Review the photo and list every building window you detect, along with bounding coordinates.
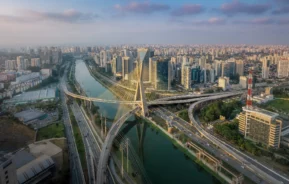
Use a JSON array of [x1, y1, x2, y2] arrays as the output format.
[[5, 171, 8, 175], [5, 175, 8, 179]]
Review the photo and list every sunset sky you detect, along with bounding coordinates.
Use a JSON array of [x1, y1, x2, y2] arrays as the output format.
[[1, 0, 289, 47]]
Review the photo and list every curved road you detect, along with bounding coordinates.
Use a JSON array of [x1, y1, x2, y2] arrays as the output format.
[[189, 97, 289, 184], [96, 107, 140, 184]]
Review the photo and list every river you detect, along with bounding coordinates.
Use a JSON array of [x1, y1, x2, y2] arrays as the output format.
[[74, 60, 220, 184]]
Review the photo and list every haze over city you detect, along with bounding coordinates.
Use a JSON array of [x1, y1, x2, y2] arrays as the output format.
[[1, 1, 289, 184], [1, 0, 289, 47]]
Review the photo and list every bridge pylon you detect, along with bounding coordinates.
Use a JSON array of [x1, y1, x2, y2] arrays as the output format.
[[134, 61, 149, 116]]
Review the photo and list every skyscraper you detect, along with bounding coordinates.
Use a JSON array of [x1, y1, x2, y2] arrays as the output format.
[[122, 57, 133, 81], [181, 65, 191, 89], [5, 60, 17, 70], [199, 56, 206, 69], [236, 60, 244, 76], [100, 50, 107, 68], [16, 56, 25, 70], [277, 59, 289, 78], [222, 59, 235, 77], [214, 60, 223, 77], [191, 67, 201, 84], [150, 57, 171, 90], [262, 58, 270, 79], [31, 58, 41, 67], [137, 48, 150, 82]]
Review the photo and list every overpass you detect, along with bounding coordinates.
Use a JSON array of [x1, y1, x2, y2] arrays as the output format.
[[188, 96, 289, 184], [62, 83, 141, 105], [63, 81, 243, 106], [96, 107, 141, 184], [155, 91, 244, 101]]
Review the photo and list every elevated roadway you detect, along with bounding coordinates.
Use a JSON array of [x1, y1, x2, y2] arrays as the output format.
[[189, 96, 289, 184], [96, 107, 141, 184]]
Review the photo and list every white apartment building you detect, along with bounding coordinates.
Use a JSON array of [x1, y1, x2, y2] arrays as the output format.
[[277, 59, 289, 78]]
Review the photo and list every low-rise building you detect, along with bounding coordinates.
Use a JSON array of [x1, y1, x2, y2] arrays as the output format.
[[40, 69, 52, 80], [14, 109, 47, 124], [0, 140, 62, 184], [252, 93, 274, 104], [4, 88, 57, 106]]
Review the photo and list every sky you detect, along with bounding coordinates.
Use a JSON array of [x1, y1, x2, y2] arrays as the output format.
[[1, 0, 289, 47]]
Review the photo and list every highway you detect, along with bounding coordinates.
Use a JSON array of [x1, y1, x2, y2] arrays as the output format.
[[188, 98, 289, 184], [60, 88, 86, 184], [154, 107, 264, 184], [96, 107, 140, 184], [71, 102, 100, 184]]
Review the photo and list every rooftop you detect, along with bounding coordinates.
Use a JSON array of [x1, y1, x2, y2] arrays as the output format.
[[14, 109, 46, 123], [17, 154, 54, 184], [243, 106, 279, 119], [4, 88, 56, 104], [28, 141, 62, 158]]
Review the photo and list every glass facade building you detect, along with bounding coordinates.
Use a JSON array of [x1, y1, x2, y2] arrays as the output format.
[[137, 48, 150, 82]]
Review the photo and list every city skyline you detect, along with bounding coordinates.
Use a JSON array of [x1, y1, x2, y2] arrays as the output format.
[[1, 0, 289, 47]]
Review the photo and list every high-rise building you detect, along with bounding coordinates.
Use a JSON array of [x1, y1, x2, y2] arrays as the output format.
[[122, 57, 133, 81], [5, 60, 17, 70], [191, 67, 201, 84], [277, 59, 289, 78], [237, 108, 282, 148], [16, 56, 26, 70], [210, 69, 215, 83], [238, 69, 282, 148], [239, 76, 248, 89], [214, 60, 223, 77], [137, 48, 150, 82], [262, 58, 270, 79], [218, 77, 229, 91], [100, 50, 107, 68], [150, 57, 171, 90], [31, 58, 41, 67], [116, 56, 122, 73], [222, 59, 235, 77], [236, 60, 244, 76], [181, 65, 191, 89], [199, 56, 206, 69]]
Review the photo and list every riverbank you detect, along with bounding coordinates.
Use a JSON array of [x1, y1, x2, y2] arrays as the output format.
[[145, 117, 230, 184], [82, 59, 231, 184]]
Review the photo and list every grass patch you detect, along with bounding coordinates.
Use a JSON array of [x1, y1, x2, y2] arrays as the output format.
[[177, 109, 190, 122], [36, 123, 65, 141], [263, 99, 289, 114], [69, 107, 88, 182]]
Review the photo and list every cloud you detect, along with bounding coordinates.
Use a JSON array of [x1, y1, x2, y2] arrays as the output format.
[[114, 2, 170, 14], [171, 4, 204, 16], [170, 17, 226, 26], [278, 18, 289, 25], [272, 6, 289, 14], [219, 0, 271, 16], [233, 18, 275, 25], [0, 9, 98, 23], [274, 0, 289, 4], [194, 17, 226, 25]]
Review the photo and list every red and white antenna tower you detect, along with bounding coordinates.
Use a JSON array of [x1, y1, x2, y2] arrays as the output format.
[[246, 68, 253, 109]]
